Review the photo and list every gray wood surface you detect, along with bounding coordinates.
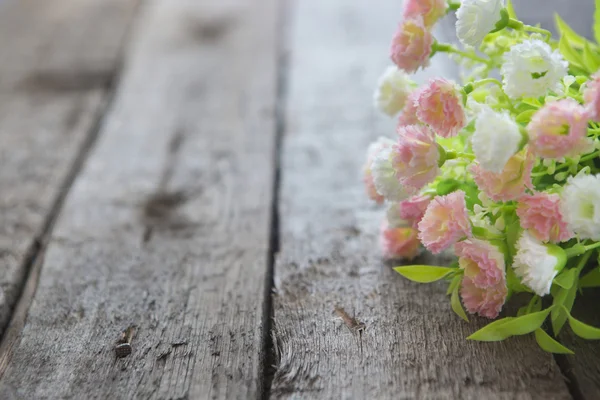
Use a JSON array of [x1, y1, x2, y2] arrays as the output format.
[[0, 0, 138, 337], [0, 0, 279, 398], [270, 0, 573, 398]]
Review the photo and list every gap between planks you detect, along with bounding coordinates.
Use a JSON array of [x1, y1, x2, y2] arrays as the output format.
[[259, 0, 293, 397], [0, 1, 142, 377]]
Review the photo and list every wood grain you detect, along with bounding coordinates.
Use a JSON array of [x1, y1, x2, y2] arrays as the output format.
[[0, 0, 279, 398], [0, 0, 138, 337], [271, 0, 572, 398]]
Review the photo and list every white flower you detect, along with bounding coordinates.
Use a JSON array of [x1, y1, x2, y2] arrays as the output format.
[[370, 147, 410, 201], [373, 66, 416, 116], [456, 0, 504, 47], [513, 231, 566, 296], [501, 39, 568, 99], [561, 174, 600, 240], [471, 106, 521, 172]]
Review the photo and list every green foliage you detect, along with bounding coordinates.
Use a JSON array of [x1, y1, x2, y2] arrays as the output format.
[[394, 265, 455, 283], [551, 282, 579, 335], [555, 14, 587, 48], [553, 268, 578, 290], [595, 0, 600, 45], [580, 267, 600, 288], [467, 307, 554, 341], [534, 329, 574, 354], [564, 306, 600, 339], [451, 285, 469, 322]]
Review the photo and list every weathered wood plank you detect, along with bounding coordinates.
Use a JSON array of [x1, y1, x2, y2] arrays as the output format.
[[271, 1, 572, 398], [0, 0, 279, 399], [0, 0, 138, 337]]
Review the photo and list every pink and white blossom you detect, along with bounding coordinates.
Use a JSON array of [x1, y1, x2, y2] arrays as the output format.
[[380, 222, 420, 260], [390, 17, 433, 74], [403, 0, 447, 28], [455, 238, 505, 288], [471, 149, 534, 202], [399, 194, 432, 229], [516, 192, 573, 243], [418, 191, 472, 254], [527, 99, 592, 159], [392, 124, 440, 191], [460, 277, 507, 319], [584, 72, 600, 120], [416, 78, 467, 138]]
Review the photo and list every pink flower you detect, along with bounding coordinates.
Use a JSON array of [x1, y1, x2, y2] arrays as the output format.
[[392, 124, 440, 191], [471, 149, 534, 202], [516, 193, 573, 243], [363, 138, 394, 204], [380, 222, 420, 260], [390, 17, 433, 74], [418, 191, 471, 254], [398, 195, 431, 229], [527, 99, 592, 159], [416, 78, 466, 138], [584, 72, 600, 121], [455, 238, 505, 288], [397, 90, 422, 126], [460, 277, 507, 319], [403, 0, 447, 28]]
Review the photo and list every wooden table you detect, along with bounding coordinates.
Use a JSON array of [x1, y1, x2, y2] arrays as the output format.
[[0, 0, 598, 398]]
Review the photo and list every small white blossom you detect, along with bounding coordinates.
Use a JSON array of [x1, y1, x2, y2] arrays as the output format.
[[370, 147, 410, 201], [471, 107, 521, 172], [561, 174, 600, 240], [513, 232, 566, 296], [501, 39, 568, 99], [373, 66, 416, 116], [456, 0, 504, 47]]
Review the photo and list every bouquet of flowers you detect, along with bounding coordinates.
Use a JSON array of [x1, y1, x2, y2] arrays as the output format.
[[364, 0, 600, 352]]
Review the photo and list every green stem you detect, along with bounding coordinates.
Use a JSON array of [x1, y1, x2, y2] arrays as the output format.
[[522, 24, 553, 39], [447, 1, 460, 12], [433, 43, 492, 66], [565, 243, 600, 259], [535, 150, 600, 176]]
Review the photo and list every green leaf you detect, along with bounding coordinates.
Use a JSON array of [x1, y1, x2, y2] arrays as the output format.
[[565, 307, 600, 339], [436, 179, 460, 196], [451, 285, 469, 322], [446, 274, 462, 295], [580, 267, 600, 288], [515, 109, 536, 124], [552, 282, 578, 334], [468, 307, 554, 342], [534, 328, 575, 354], [506, 0, 517, 19], [554, 268, 578, 290], [505, 218, 522, 258], [583, 41, 600, 72], [595, 0, 600, 45], [555, 14, 587, 48], [394, 265, 455, 283], [559, 36, 585, 71]]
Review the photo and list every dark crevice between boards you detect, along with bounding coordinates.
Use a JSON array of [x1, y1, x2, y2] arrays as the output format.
[[259, 0, 292, 398], [541, 297, 585, 400], [0, 0, 145, 377]]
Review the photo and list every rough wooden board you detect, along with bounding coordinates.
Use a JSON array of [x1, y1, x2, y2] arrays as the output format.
[[0, 0, 138, 336], [271, 0, 572, 398], [0, 0, 279, 399]]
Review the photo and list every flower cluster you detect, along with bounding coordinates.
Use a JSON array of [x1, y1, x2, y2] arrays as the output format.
[[364, 0, 600, 351]]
